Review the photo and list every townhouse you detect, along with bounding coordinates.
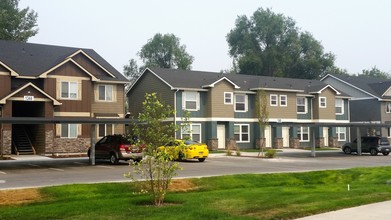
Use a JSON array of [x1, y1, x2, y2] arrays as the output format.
[[0, 40, 128, 155], [127, 67, 350, 150], [321, 74, 391, 138]]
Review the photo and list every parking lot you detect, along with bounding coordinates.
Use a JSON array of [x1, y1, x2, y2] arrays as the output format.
[[1, 149, 390, 190]]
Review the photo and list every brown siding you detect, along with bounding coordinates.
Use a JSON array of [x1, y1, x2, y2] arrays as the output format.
[[44, 78, 56, 98], [128, 71, 174, 116], [14, 86, 47, 99], [208, 81, 234, 117], [57, 81, 91, 113], [267, 91, 297, 119], [72, 53, 110, 78], [92, 84, 124, 115], [0, 75, 11, 98], [50, 62, 90, 77]]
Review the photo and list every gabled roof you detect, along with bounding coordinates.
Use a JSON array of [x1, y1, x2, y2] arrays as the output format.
[[131, 67, 347, 97], [0, 82, 61, 105], [0, 40, 127, 83]]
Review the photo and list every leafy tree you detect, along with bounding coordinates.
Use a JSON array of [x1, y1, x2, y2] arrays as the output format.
[[360, 66, 390, 79], [255, 89, 269, 157], [138, 33, 194, 70], [123, 58, 142, 83], [226, 8, 335, 79], [125, 93, 182, 206], [0, 0, 38, 42]]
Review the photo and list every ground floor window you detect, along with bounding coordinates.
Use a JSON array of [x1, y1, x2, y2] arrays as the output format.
[[181, 123, 201, 142], [98, 124, 114, 137], [61, 124, 78, 138], [297, 127, 309, 142], [234, 124, 250, 142], [336, 127, 346, 141]]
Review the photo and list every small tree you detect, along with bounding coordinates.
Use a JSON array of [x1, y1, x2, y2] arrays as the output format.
[[125, 93, 182, 206], [255, 89, 269, 157]]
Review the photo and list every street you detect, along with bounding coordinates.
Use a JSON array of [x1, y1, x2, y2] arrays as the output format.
[[0, 149, 390, 190]]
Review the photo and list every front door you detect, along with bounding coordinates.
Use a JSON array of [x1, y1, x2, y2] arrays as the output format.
[[217, 125, 226, 149], [323, 127, 329, 147], [282, 127, 289, 147]]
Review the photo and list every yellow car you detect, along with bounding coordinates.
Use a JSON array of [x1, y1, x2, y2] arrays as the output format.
[[161, 140, 209, 162]]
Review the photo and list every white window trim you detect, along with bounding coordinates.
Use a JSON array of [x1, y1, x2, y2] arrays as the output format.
[[61, 81, 78, 100], [182, 91, 200, 111], [98, 85, 114, 102], [296, 97, 308, 114], [336, 127, 346, 141], [270, 94, 278, 106], [234, 124, 250, 143], [60, 124, 79, 138], [319, 97, 327, 108], [335, 99, 344, 115], [224, 92, 233, 105], [181, 123, 201, 142], [280, 95, 287, 107], [386, 103, 391, 113], [234, 94, 248, 112], [298, 127, 310, 142]]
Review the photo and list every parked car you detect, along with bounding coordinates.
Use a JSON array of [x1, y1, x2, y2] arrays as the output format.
[[342, 136, 391, 156], [88, 134, 145, 164], [160, 140, 209, 162]]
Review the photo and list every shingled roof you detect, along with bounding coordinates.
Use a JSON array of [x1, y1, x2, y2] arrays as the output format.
[[0, 40, 127, 82], [143, 67, 346, 96]]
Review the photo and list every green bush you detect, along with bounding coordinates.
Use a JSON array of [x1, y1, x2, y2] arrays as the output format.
[[265, 149, 277, 158]]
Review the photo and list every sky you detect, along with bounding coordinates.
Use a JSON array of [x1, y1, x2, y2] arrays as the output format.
[[19, 0, 391, 75]]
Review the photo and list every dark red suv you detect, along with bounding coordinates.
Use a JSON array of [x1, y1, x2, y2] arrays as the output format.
[[88, 134, 144, 164]]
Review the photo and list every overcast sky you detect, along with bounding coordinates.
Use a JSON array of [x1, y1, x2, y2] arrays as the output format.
[[19, 0, 391, 75]]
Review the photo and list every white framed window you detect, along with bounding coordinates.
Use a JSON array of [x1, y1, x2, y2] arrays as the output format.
[[224, 92, 233, 104], [234, 94, 247, 112], [181, 123, 201, 142], [61, 124, 78, 138], [280, 95, 287, 107], [297, 127, 309, 142], [386, 102, 391, 113], [98, 124, 114, 138], [183, 91, 200, 111], [98, 85, 113, 101], [319, 97, 327, 108], [336, 127, 346, 141], [335, 99, 344, 115], [270, 94, 278, 106], [234, 124, 250, 143], [61, 81, 78, 99], [297, 97, 307, 114]]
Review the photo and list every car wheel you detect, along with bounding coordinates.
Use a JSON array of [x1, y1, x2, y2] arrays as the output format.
[[343, 147, 352, 154], [370, 148, 378, 156], [198, 158, 206, 162], [110, 153, 119, 165], [383, 152, 390, 156]]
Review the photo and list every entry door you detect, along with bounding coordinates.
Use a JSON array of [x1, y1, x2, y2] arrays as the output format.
[[217, 125, 226, 149], [323, 127, 329, 147], [264, 126, 271, 148], [282, 127, 289, 147]]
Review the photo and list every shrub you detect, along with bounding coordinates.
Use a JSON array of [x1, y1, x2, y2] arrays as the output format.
[[265, 149, 277, 158]]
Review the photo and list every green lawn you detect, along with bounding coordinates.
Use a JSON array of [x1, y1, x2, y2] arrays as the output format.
[[2, 167, 391, 219]]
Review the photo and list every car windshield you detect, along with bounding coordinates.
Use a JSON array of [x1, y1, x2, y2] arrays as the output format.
[[380, 138, 390, 145], [184, 140, 198, 145]]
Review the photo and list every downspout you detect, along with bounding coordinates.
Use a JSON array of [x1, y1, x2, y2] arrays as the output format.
[[174, 89, 179, 139]]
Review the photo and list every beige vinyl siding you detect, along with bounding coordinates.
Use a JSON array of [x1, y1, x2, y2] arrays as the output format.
[[92, 84, 124, 115], [208, 80, 235, 118], [266, 91, 297, 119], [313, 88, 336, 119], [127, 71, 174, 116]]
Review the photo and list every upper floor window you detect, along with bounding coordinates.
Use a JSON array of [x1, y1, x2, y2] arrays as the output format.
[[297, 127, 309, 142], [386, 102, 391, 113], [61, 124, 78, 138], [98, 85, 113, 101], [270, 94, 278, 106], [224, 92, 233, 104], [335, 99, 344, 115], [297, 97, 307, 114], [183, 91, 199, 111], [61, 81, 78, 99], [234, 124, 250, 142], [319, 97, 327, 108], [181, 123, 201, 142], [280, 95, 287, 107], [235, 94, 247, 112]]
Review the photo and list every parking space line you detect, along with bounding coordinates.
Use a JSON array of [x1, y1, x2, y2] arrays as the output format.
[[49, 168, 65, 172], [0, 171, 6, 175], [95, 165, 115, 169], [73, 162, 86, 165], [0, 180, 5, 184]]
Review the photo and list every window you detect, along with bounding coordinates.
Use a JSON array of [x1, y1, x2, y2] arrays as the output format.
[[181, 124, 201, 142], [61, 124, 78, 138], [98, 124, 114, 137], [386, 102, 391, 113], [234, 94, 247, 112], [280, 95, 287, 106], [234, 124, 250, 142], [319, 97, 327, 108], [98, 85, 113, 101], [183, 91, 199, 111], [297, 127, 309, 142], [335, 99, 344, 114], [388, 128, 391, 137], [224, 92, 233, 104], [336, 127, 346, 141], [61, 82, 78, 99], [297, 97, 307, 113], [270, 94, 278, 106]]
